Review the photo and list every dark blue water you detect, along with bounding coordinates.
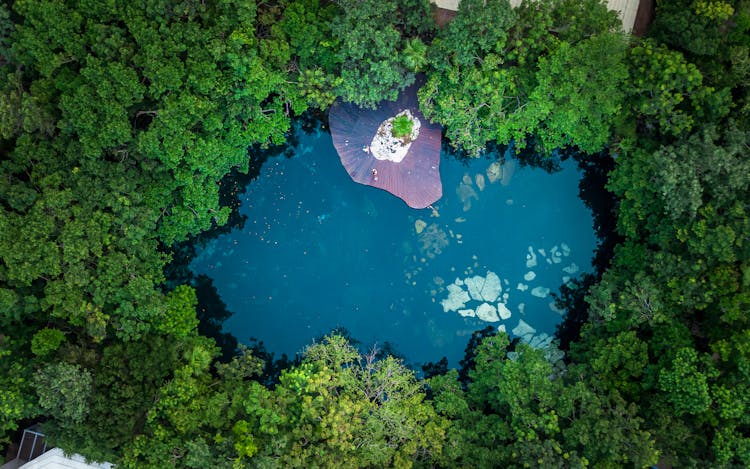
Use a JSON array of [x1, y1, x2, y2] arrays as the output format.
[[191, 125, 597, 366]]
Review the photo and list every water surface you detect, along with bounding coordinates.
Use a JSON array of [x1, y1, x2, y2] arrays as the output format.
[[191, 125, 597, 366]]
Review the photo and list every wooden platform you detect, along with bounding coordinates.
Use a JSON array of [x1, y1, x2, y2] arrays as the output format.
[[328, 78, 443, 209]]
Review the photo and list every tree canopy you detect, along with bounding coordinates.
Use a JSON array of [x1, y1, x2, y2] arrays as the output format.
[[1, 0, 750, 467]]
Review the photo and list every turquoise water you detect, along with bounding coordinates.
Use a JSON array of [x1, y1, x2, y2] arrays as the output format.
[[190, 125, 597, 366]]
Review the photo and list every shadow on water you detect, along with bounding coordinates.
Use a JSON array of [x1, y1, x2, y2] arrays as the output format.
[[552, 149, 623, 353]]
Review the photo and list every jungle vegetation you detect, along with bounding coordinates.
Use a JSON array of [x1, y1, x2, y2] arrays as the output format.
[[1, 0, 749, 467]]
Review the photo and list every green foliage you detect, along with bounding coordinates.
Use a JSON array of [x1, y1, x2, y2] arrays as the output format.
[[520, 32, 628, 154], [33, 362, 92, 425], [391, 114, 414, 138], [421, 0, 623, 155], [332, 0, 434, 108], [31, 328, 66, 357]]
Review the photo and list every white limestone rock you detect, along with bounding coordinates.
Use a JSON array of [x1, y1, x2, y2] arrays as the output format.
[[517, 282, 528, 292], [480, 271, 502, 302], [458, 309, 475, 318], [561, 243, 571, 256], [563, 263, 579, 274], [497, 302, 512, 320], [512, 319, 536, 337], [370, 110, 421, 163], [518, 303, 526, 315], [497, 324, 506, 333], [441, 284, 471, 312], [523, 271, 536, 281], [464, 275, 484, 301], [454, 278, 464, 286], [529, 333, 553, 349], [475, 302, 500, 322], [531, 286, 551, 298], [526, 246, 537, 268]]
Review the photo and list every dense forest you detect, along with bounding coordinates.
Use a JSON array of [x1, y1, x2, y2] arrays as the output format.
[[1, 0, 749, 466]]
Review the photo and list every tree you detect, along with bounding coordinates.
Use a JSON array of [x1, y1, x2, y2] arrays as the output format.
[[332, 0, 434, 108]]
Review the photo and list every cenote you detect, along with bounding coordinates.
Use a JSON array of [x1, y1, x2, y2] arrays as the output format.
[[190, 122, 599, 367]]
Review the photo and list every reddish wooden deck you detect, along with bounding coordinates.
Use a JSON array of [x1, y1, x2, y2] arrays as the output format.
[[328, 79, 443, 209]]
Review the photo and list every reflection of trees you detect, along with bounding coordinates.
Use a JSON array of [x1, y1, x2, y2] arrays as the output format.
[[193, 274, 238, 362]]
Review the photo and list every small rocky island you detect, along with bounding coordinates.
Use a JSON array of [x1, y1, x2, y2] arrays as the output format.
[[370, 109, 421, 163]]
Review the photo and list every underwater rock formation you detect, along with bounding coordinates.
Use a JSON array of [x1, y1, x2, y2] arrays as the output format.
[[475, 302, 499, 322], [497, 302, 512, 320], [414, 219, 427, 234], [440, 283, 471, 312], [512, 319, 536, 337], [418, 223, 449, 259], [456, 182, 479, 212], [475, 173, 486, 191], [531, 286, 551, 298], [486, 161, 502, 183]]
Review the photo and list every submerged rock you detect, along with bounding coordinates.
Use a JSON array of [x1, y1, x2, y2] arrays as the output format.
[[512, 319, 536, 337], [497, 302, 512, 320], [475, 173, 486, 191], [418, 223, 449, 259], [486, 161, 502, 183], [523, 271, 536, 281], [464, 275, 484, 301], [414, 219, 427, 234], [497, 324, 506, 333], [480, 271, 502, 302], [516, 282, 528, 292], [441, 284, 471, 312], [475, 302, 500, 322], [526, 246, 537, 268], [531, 286, 551, 298], [456, 183, 479, 211], [458, 309, 475, 318], [562, 263, 579, 274]]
